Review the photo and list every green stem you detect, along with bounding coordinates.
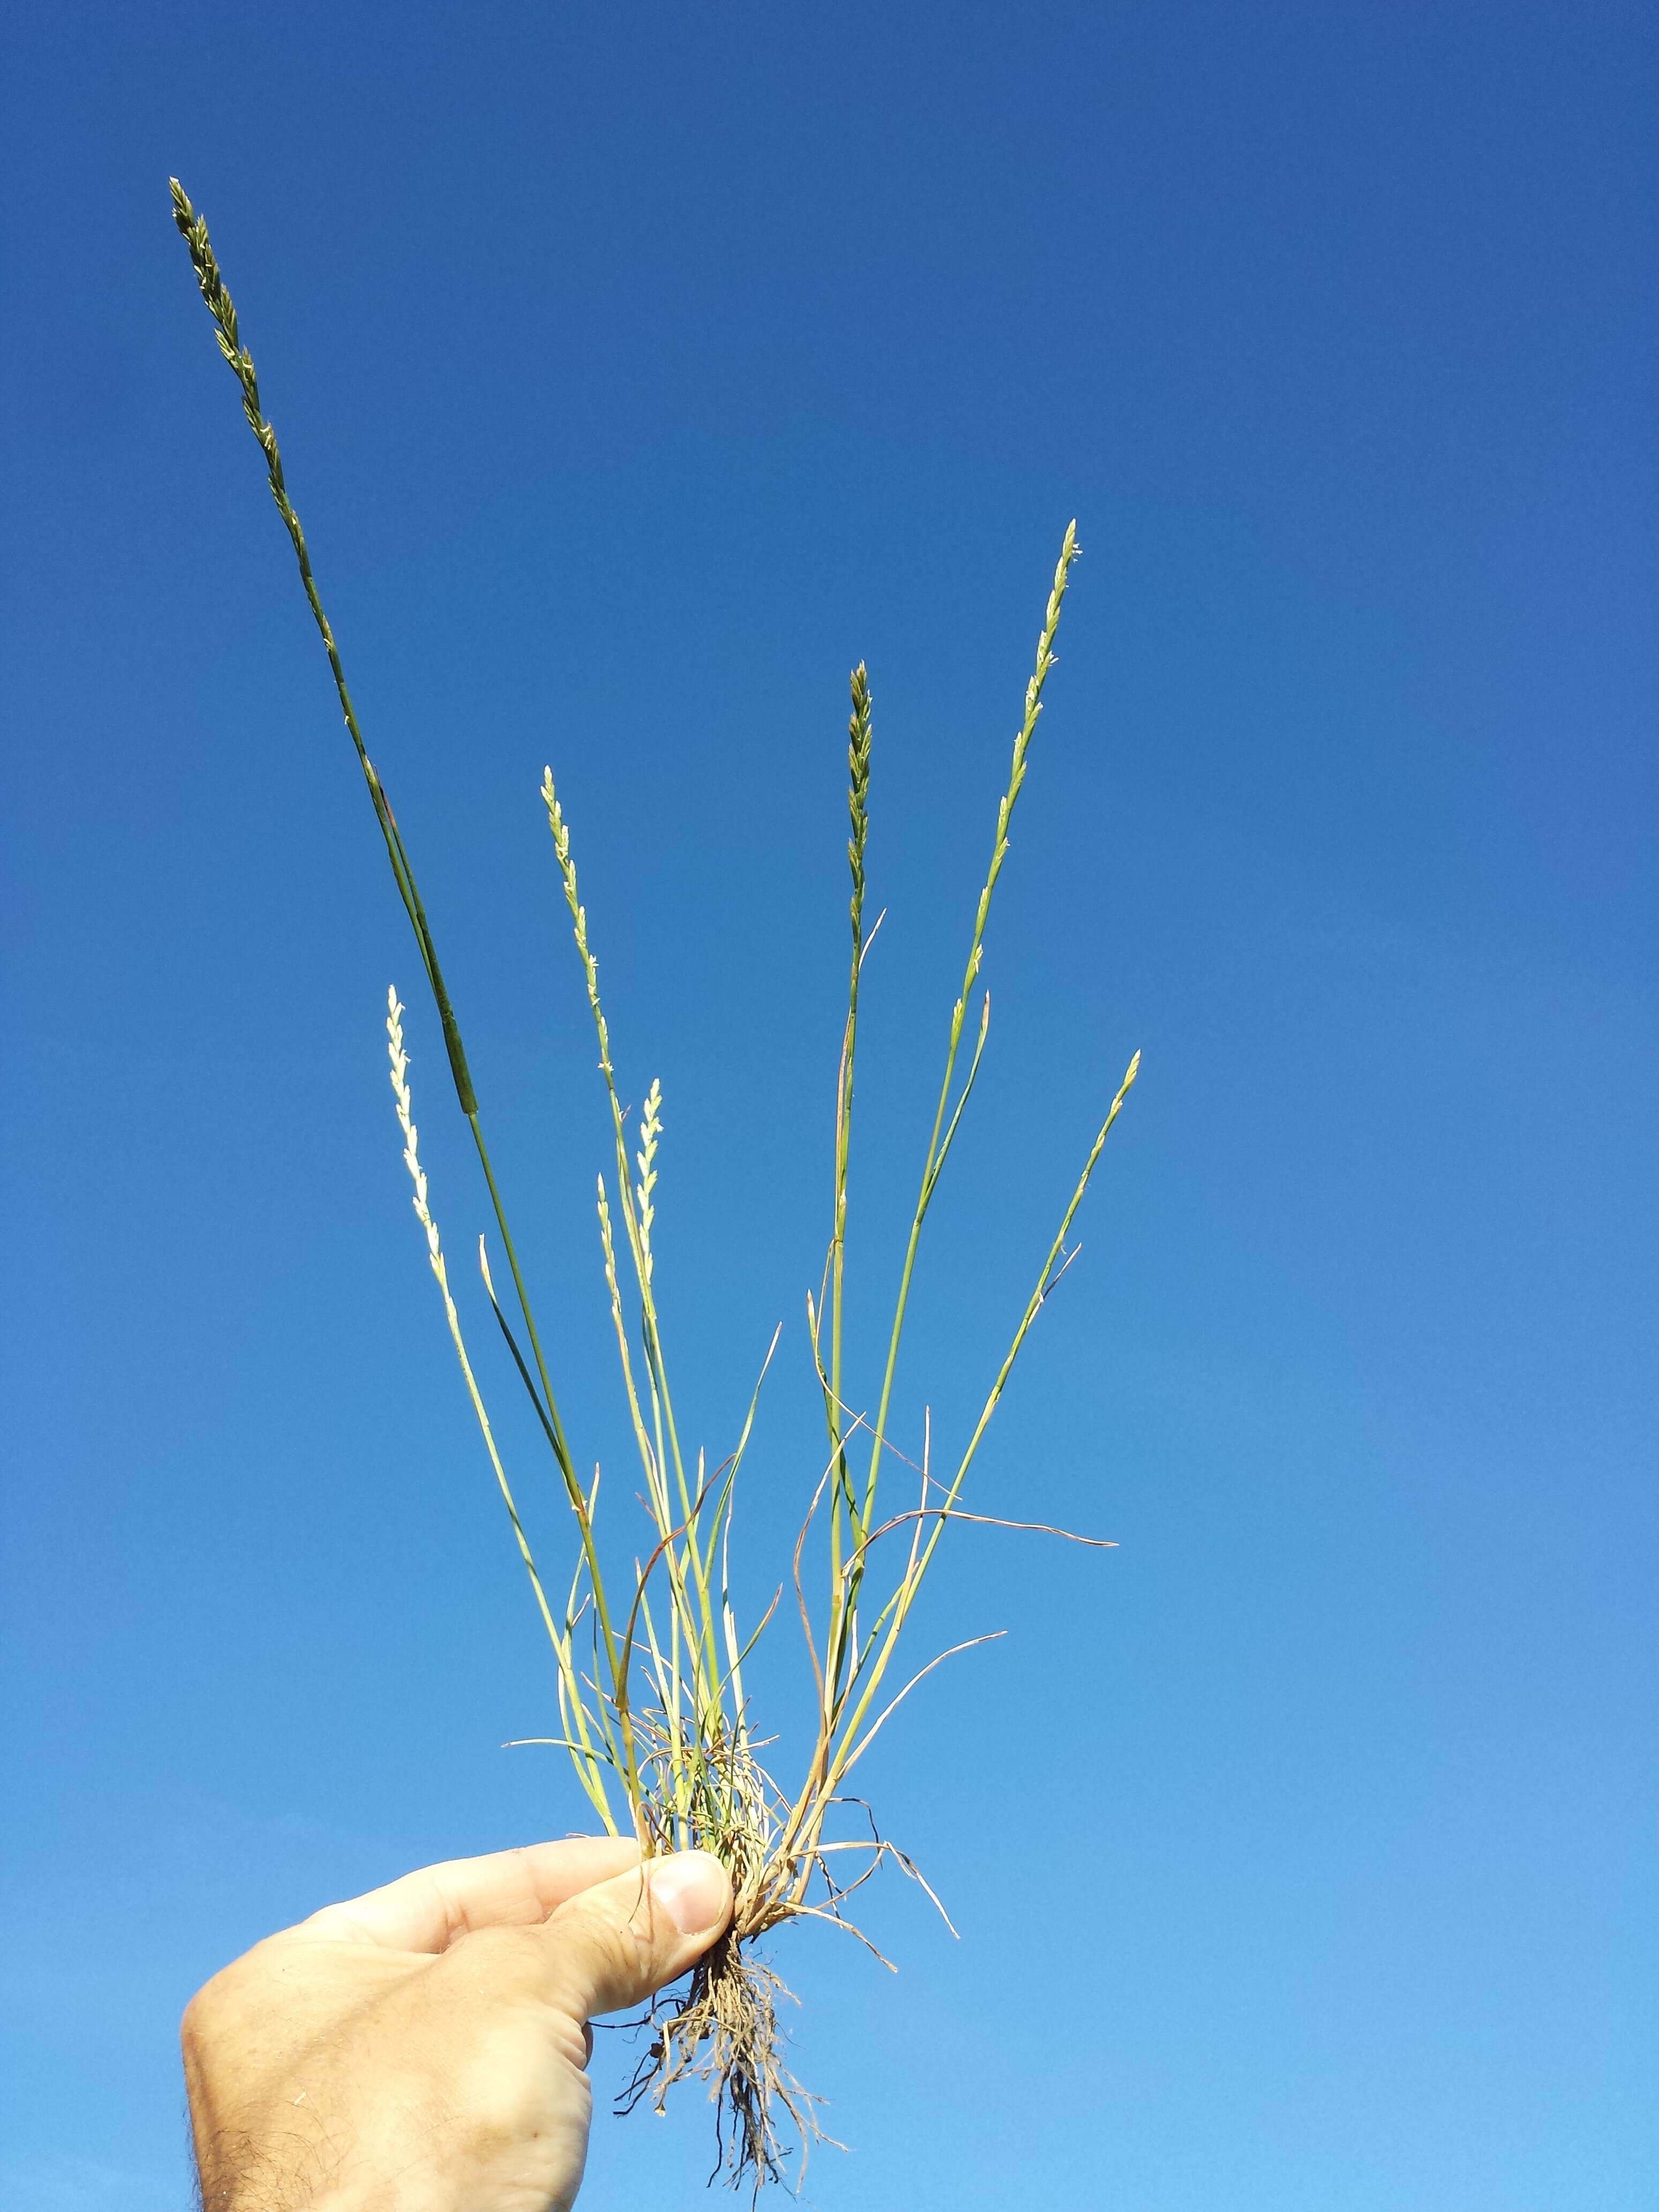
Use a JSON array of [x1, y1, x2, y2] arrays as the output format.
[[828, 1050, 1139, 1789], [831, 524, 1081, 1702], [171, 180, 642, 1803]]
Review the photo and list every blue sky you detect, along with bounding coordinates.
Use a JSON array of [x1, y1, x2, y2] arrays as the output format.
[[2, 3, 1655, 2207]]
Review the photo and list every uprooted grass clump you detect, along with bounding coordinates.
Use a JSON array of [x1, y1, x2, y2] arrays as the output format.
[[171, 177, 1140, 2192]]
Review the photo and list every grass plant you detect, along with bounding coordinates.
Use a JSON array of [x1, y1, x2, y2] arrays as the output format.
[[171, 177, 1140, 2191]]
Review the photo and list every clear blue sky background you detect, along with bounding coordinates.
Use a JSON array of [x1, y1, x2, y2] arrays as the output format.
[[2, 4, 1655, 2208]]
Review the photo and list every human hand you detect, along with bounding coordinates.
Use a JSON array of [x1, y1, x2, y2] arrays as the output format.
[[182, 1836, 734, 2211]]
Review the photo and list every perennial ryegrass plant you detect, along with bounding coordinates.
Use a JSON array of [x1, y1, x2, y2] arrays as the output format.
[[170, 177, 1140, 2191]]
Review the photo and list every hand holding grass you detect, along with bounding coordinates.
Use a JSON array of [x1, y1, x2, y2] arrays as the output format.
[[183, 1839, 733, 2212], [171, 176, 1141, 2189]]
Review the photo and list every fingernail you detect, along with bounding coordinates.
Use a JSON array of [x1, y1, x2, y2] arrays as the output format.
[[648, 1850, 731, 1937]]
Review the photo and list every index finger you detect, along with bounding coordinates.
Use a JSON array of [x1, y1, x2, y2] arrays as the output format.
[[295, 1837, 642, 1953]]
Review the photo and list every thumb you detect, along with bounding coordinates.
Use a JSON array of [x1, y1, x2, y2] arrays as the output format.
[[536, 1849, 734, 2022]]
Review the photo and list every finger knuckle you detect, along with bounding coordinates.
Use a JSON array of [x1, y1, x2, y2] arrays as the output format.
[[566, 1898, 657, 2006], [453, 1922, 546, 1990]]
